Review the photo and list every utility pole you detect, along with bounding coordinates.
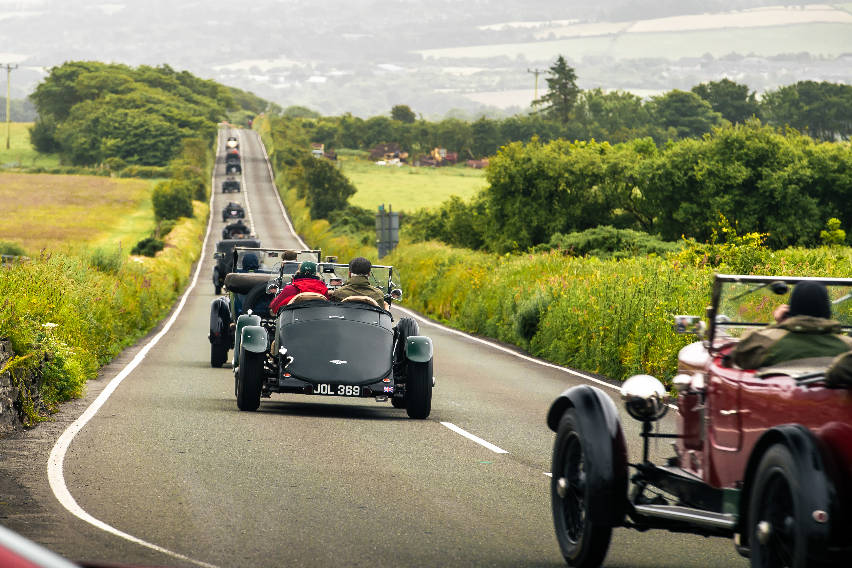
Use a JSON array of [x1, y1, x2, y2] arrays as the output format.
[[527, 68, 544, 105], [2, 63, 18, 150]]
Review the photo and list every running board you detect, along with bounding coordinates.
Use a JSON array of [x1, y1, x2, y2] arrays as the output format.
[[633, 504, 736, 530]]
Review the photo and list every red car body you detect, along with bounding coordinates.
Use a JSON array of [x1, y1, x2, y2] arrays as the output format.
[[548, 274, 852, 568]]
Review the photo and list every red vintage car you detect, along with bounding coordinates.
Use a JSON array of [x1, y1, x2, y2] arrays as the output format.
[[547, 274, 852, 568]]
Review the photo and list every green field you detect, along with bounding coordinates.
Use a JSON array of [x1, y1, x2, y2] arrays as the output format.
[[418, 22, 852, 61], [340, 159, 487, 212], [0, 172, 156, 254], [0, 122, 61, 169]]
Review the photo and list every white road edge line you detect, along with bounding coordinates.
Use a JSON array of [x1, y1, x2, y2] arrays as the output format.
[[394, 306, 621, 393], [45, 129, 230, 568], [441, 422, 508, 454]]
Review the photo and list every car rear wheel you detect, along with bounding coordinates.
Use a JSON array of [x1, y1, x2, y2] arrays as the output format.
[[210, 340, 228, 368], [405, 359, 432, 419], [236, 346, 262, 411], [551, 408, 612, 568], [749, 445, 810, 568]]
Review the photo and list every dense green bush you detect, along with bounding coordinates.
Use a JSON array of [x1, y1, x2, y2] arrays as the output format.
[[152, 179, 193, 220], [131, 237, 165, 256], [0, 241, 27, 256], [537, 226, 680, 258], [117, 165, 170, 178]]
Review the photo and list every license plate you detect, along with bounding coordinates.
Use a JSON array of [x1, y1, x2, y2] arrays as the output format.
[[313, 384, 361, 397]]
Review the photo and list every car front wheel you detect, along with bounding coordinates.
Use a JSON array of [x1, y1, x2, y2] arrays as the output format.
[[749, 444, 811, 568], [405, 359, 432, 419], [551, 408, 612, 567], [236, 346, 262, 411]]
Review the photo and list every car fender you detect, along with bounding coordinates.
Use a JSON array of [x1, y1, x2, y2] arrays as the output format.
[[234, 314, 260, 366], [547, 384, 629, 526], [738, 424, 836, 552], [405, 336, 433, 363], [240, 325, 268, 354]]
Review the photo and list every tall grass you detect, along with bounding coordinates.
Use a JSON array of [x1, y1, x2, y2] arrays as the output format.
[[0, 201, 207, 425], [387, 242, 852, 383]]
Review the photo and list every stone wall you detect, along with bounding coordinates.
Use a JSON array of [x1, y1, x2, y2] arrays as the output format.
[[0, 340, 22, 435]]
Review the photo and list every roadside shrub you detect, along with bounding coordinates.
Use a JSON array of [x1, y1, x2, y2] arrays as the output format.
[[89, 245, 124, 273], [131, 237, 165, 257], [0, 241, 27, 256], [538, 226, 680, 258], [118, 165, 170, 178], [152, 179, 193, 220]]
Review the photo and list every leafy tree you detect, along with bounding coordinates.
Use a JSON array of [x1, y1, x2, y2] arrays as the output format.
[[391, 104, 416, 124], [470, 116, 503, 158], [692, 78, 760, 124], [152, 180, 193, 220], [335, 113, 366, 149], [649, 90, 723, 139], [283, 105, 321, 119], [820, 218, 846, 246], [533, 55, 580, 124], [299, 155, 357, 218], [762, 81, 852, 141], [577, 89, 652, 142]]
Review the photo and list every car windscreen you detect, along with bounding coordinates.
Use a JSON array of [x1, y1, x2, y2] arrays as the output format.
[[320, 263, 393, 292], [716, 277, 852, 338]]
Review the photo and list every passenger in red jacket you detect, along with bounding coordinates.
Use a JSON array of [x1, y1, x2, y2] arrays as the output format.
[[269, 261, 328, 314]]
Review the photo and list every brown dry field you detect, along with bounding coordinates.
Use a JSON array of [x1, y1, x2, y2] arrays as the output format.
[[1, 172, 153, 253]]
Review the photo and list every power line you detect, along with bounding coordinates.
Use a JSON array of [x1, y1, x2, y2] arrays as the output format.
[[2, 63, 19, 150]]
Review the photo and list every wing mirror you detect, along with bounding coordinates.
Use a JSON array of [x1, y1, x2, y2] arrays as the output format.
[[213, 252, 225, 259], [389, 288, 403, 301]]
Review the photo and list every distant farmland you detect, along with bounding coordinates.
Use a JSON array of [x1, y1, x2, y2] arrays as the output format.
[[0, 173, 155, 253], [340, 160, 486, 212], [419, 22, 852, 61]]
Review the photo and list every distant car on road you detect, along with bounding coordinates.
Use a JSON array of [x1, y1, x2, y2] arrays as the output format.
[[226, 136, 239, 150], [221, 201, 245, 222], [547, 274, 852, 568], [211, 238, 261, 295], [225, 163, 242, 175], [232, 260, 434, 418], [222, 177, 240, 193]]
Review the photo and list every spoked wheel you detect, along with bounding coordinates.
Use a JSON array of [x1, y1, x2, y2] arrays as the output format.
[[551, 409, 612, 567], [749, 445, 809, 568]]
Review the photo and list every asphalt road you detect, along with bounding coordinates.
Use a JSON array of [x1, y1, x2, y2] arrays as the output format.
[[0, 129, 748, 568]]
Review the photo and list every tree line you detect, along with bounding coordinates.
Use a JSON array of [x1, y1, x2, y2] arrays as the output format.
[[287, 57, 852, 160], [406, 120, 852, 252], [28, 61, 271, 167]]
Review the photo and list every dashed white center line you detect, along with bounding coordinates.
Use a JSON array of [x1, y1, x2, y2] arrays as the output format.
[[441, 422, 508, 454]]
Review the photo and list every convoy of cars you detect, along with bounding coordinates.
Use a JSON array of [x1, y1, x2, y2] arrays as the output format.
[[208, 243, 434, 419], [547, 274, 852, 568], [212, 130, 849, 565]]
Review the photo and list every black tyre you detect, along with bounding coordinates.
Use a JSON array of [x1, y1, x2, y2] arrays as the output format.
[[210, 341, 228, 368], [391, 395, 406, 409], [214, 284, 222, 295], [405, 359, 432, 419], [393, 317, 419, 377], [749, 445, 811, 568], [236, 346, 262, 411], [551, 409, 612, 568]]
